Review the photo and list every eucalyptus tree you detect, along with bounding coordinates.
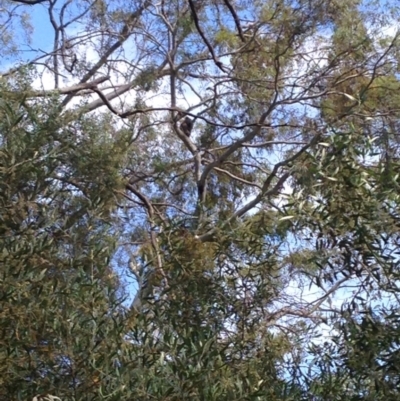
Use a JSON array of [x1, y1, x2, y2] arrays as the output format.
[[1, 0, 400, 399]]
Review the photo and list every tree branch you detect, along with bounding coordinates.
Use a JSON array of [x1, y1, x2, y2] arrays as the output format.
[[187, 0, 227, 73]]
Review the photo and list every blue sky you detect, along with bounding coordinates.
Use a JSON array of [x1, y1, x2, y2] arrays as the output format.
[[3, 2, 85, 71], [5, 4, 52, 64], [26, 5, 53, 50]]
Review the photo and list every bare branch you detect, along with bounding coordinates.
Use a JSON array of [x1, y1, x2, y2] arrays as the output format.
[[187, 0, 227, 73], [10, 0, 48, 4], [221, 0, 245, 42]]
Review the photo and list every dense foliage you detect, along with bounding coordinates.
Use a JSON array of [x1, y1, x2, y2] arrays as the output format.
[[1, 0, 400, 399]]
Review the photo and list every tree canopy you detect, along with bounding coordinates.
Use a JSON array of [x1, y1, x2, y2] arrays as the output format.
[[1, 0, 400, 399]]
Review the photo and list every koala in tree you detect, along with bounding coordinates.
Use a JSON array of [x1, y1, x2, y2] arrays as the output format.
[[180, 116, 193, 137], [175, 110, 194, 137]]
